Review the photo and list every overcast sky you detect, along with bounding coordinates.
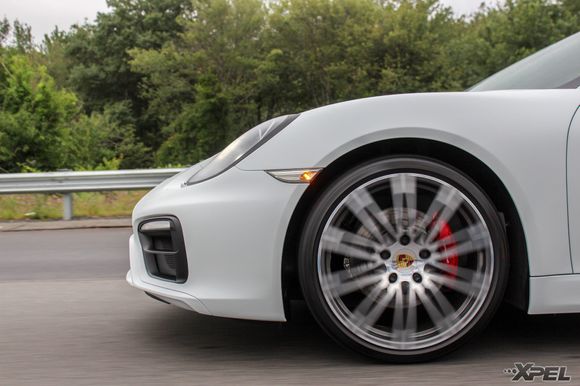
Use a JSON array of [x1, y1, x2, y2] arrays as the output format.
[[3, 0, 495, 43]]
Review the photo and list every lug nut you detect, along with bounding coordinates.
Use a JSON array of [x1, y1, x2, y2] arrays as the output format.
[[380, 250, 391, 260], [419, 249, 431, 259], [401, 281, 410, 295], [400, 234, 411, 246], [388, 273, 398, 283], [412, 273, 422, 283]]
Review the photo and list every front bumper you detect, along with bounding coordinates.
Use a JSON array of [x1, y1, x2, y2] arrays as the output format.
[[126, 263, 209, 313], [127, 164, 308, 322]]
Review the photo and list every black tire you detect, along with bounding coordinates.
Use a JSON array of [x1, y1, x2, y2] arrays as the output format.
[[298, 157, 509, 362]]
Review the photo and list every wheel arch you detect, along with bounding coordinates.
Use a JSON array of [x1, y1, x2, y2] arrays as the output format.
[[281, 137, 529, 318]]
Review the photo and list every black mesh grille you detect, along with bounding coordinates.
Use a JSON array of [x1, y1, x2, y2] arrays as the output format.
[[138, 216, 188, 283], [166, 255, 177, 269]]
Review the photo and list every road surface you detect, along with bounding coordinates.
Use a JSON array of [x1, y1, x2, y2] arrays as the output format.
[[1, 228, 579, 385]]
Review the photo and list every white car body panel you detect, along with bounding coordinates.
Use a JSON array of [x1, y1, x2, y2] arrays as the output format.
[[567, 107, 580, 272], [529, 275, 580, 314], [240, 90, 580, 277], [130, 163, 306, 321], [128, 89, 580, 321]]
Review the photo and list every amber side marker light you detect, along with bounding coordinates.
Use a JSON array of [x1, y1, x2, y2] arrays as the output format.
[[267, 168, 322, 183]]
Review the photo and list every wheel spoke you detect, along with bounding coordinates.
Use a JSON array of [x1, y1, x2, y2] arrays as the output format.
[[324, 226, 382, 250], [320, 228, 381, 263], [345, 188, 396, 243], [424, 279, 456, 316], [432, 236, 489, 261], [415, 184, 462, 243], [323, 261, 383, 286], [390, 283, 419, 345], [392, 286, 404, 333], [359, 285, 397, 329], [431, 223, 490, 250], [422, 280, 463, 338], [350, 282, 387, 327], [427, 260, 480, 283], [346, 261, 385, 278], [322, 268, 384, 297], [415, 286, 451, 332], [390, 174, 417, 233], [427, 272, 482, 296], [403, 285, 418, 343]]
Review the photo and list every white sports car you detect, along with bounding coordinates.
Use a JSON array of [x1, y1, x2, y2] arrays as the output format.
[[127, 32, 580, 362]]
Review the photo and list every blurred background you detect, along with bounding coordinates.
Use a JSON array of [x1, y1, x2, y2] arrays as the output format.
[[1, 0, 579, 220], [1, 0, 579, 172]]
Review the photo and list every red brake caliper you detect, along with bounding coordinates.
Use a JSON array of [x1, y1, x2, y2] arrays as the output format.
[[437, 220, 458, 279]]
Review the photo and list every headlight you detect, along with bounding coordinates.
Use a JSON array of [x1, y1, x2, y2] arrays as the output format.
[[186, 114, 299, 185]]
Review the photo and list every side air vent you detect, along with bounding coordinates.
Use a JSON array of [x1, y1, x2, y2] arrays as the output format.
[[138, 216, 188, 283]]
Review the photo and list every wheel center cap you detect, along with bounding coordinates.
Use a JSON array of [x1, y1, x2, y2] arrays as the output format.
[[393, 251, 416, 273]]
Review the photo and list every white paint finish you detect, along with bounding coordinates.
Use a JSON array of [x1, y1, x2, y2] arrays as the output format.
[[129, 165, 306, 321], [567, 107, 580, 272], [239, 90, 580, 276], [529, 274, 580, 314], [126, 237, 210, 315], [128, 89, 580, 321]]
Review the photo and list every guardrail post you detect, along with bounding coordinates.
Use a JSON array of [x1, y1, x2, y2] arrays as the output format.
[[63, 193, 73, 220]]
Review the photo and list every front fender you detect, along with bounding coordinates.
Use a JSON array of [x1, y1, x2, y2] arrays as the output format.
[[239, 90, 580, 276]]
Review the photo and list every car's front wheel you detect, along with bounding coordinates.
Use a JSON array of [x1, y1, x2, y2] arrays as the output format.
[[298, 157, 508, 362]]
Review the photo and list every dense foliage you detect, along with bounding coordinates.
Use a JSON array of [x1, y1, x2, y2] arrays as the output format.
[[0, 0, 578, 171]]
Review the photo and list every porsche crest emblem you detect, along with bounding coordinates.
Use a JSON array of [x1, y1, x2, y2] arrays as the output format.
[[395, 253, 415, 269]]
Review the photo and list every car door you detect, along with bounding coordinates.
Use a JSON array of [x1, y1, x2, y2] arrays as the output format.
[[567, 103, 580, 272]]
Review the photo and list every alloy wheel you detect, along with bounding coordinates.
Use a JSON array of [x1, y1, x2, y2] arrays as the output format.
[[316, 172, 494, 351]]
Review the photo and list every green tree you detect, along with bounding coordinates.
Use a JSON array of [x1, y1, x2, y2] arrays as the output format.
[[377, 0, 467, 93], [562, 0, 580, 14], [131, 0, 267, 164], [265, 0, 383, 108], [462, 0, 580, 85], [12, 20, 34, 53], [65, 0, 192, 146], [70, 101, 152, 169], [0, 54, 78, 172], [0, 18, 10, 48], [0, 47, 150, 171], [2, 0, 579, 170], [41, 28, 72, 88]]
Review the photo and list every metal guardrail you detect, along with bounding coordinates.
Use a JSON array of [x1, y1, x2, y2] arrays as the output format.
[[0, 168, 185, 220]]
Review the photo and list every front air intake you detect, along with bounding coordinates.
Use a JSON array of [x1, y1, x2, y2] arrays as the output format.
[[138, 216, 188, 283]]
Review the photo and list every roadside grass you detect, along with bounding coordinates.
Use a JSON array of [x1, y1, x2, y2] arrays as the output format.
[[0, 191, 148, 220]]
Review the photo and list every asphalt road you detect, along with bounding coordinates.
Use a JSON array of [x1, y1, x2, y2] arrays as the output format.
[[1, 228, 580, 385]]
